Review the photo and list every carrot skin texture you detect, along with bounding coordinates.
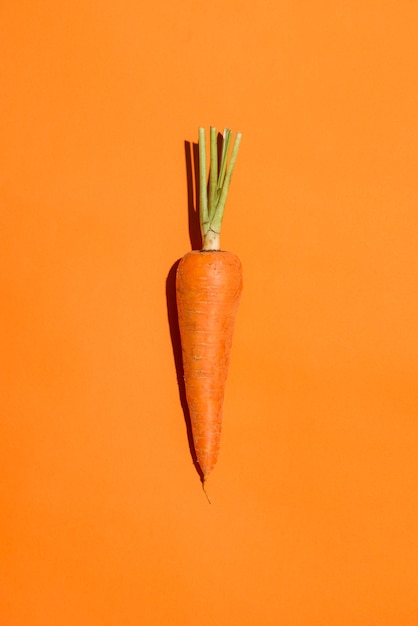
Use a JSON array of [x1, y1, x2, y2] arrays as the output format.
[[176, 250, 243, 480]]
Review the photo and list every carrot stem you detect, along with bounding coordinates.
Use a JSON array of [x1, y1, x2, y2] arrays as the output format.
[[217, 128, 231, 195], [198, 127, 209, 239], [199, 126, 242, 250], [211, 131, 242, 235], [208, 126, 218, 222]]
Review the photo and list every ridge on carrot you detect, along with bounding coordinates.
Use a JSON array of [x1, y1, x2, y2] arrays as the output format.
[[176, 126, 243, 494]]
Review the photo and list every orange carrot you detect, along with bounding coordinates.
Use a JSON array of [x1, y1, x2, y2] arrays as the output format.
[[176, 126, 242, 486]]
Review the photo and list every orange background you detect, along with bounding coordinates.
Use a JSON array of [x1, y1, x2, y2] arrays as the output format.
[[1, 1, 417, 624]]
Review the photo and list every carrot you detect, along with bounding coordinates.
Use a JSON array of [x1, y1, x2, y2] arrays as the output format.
[[176, 126, 243, 489]]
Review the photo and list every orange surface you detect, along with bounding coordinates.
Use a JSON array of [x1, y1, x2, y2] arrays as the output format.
[[1, 1, 417, 624]]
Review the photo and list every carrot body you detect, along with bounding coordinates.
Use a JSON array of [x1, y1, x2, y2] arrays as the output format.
[[176, 249, 243, 480]]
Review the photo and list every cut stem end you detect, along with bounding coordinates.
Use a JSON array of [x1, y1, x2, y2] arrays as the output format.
[[201, 229, 220, 251]]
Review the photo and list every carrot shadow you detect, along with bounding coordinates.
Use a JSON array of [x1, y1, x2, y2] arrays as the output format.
[[166, 260, 203, 482], [165, 140, 204, 482], [184, 140, 202, 251]]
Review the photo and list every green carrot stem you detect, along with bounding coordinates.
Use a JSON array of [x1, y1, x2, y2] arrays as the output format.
[[208, 127, 218, 222], [198, 127, 208, 238], [198, 126, 242, 250], [210, 131, 242, 234], [217, 128, 231, 196]]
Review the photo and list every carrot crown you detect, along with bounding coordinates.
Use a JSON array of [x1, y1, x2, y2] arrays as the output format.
[[198, 126, 242, 251]]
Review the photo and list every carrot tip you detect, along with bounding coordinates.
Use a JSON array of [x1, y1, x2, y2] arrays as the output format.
[[202, 479, 212, 504]]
